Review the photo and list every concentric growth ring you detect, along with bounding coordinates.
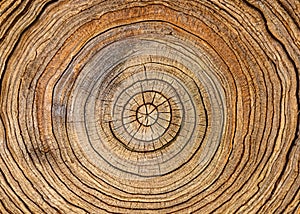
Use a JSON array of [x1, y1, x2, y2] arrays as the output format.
[[84, 52, 210, 178], [0, 1, 299, 213], [109, 76, 183, 153], [136, 100, 161, 127], [115, 89, 177, 152]]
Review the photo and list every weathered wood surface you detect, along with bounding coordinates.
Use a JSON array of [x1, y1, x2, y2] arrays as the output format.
[[0, 0, 299, 213]]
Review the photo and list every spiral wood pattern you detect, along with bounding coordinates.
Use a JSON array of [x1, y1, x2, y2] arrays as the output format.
[[0, 0, 299, 213]]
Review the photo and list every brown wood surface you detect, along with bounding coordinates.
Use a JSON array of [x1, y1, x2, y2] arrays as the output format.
[[0, 0, 299, 213]]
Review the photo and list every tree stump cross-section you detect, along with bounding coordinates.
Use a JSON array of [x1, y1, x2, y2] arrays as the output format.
[[0, 0, 299, 213]]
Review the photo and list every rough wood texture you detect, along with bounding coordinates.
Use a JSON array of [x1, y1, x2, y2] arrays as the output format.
[[0, 0, 299, 213]]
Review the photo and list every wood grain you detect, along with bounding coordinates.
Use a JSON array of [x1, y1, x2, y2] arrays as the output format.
[[0, 0, 299, 213]]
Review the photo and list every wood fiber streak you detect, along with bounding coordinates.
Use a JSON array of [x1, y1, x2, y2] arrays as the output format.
[[0, 0, 299, 213]]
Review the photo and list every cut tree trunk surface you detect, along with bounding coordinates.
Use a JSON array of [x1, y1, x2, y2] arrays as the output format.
[[0, 0, 299, 213]]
